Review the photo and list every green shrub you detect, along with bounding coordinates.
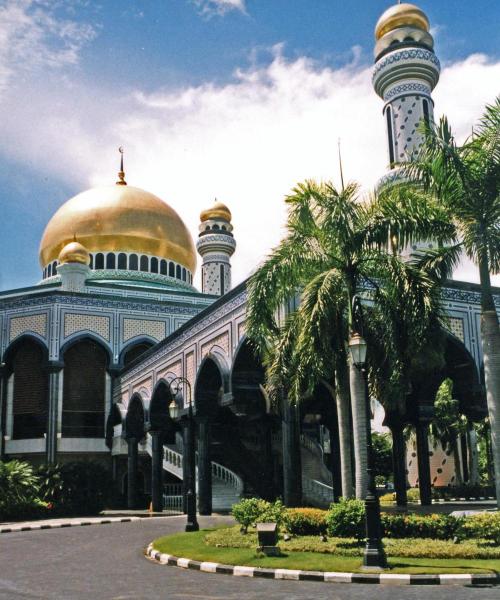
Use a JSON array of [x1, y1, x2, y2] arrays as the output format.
[[0, 460, 47, 521], [457, 512, 500, 544], [382, 513, 460, 540], [379, 492, 395, 504], [284, 508, 327, 535], [406, 488, 421, 503], [231, 498, 285, 533], [325, 499, 365, 539]]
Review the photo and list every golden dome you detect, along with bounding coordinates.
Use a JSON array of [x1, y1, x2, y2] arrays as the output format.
[[375, 3, 430, 40], [200, 201, 232, 223], [58, 241, 90, 265], [39, 185, 196, 273]]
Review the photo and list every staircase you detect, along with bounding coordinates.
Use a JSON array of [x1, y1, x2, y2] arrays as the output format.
[[145, 434, 243, 512], [300, 434, 334, 508]]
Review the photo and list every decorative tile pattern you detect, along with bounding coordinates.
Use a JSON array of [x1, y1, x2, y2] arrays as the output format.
[[185, 352, 195, 389], [447, 317, 465, 342], [123, 318, 166, 342], [64, 313, 110, 341], [201, 332, 229, 358], [9, 313, 47, 341], [237, 322, 246, 341], [384, 82, 430, 101], [157, 360, 182, 382]]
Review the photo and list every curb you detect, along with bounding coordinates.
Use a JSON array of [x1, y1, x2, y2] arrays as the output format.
[[0, 516, 142, 534], [145, 544, 500, 586]]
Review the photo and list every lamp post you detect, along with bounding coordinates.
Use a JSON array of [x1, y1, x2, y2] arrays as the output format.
[[349, 298, 387, 569], [168, 377, 199, 532]]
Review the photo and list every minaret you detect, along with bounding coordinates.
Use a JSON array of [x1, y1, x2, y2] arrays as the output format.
[[197, 200, 236, 296], [373, 3, 440, 170]]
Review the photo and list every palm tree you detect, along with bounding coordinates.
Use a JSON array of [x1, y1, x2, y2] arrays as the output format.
[[247, 180, 444, 500], [401, 97, 500, 506]]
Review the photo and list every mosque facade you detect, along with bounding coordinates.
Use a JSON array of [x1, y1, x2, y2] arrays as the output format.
[[0, 4, 498, 510]]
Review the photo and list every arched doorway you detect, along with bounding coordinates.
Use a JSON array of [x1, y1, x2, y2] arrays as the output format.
[[125, 394, 146, 508], [120, 340, 155, 368], [61, 338, 109, 438], [4, 337, 49, 440]]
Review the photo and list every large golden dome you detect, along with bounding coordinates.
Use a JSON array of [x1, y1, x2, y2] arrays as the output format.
[[39, 184, 196, 273], [375, 3, 430, 40]]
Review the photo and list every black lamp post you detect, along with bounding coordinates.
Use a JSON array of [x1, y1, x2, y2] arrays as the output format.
[[168, 377, 199, 532], [348, 299, 387, 569]]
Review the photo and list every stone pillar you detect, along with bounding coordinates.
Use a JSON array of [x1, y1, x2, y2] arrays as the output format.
[[127, 436, 139, 509], [46, 361, 63, 465], [415, 420, 432, 506], [0, 364, 7, 460], [387, 416, 407, 507], [182, 417, 196, 512], [151, 430, 164, 512], [281, 395, 302, 507], [197, 417, 212, 515]]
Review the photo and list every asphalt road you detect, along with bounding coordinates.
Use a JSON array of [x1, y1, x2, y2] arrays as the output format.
[[0, 516, 498, 600]]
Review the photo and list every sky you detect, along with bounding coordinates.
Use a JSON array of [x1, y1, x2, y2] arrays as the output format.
[[0, 0, 499, 291]]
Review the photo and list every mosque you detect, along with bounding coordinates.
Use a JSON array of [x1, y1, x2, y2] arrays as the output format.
[[0, 4, 497, 510]]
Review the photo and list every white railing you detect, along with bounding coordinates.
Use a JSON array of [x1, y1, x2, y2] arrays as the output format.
[[145, 433, 243, 494], [302, 477, 334, 507], [300, 433, 332, 484], [163, 494, 183, 514]]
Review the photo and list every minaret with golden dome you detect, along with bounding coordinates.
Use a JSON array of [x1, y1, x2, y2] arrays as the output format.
[[197, 200, 236, 296], [373, 3, 440, 167]]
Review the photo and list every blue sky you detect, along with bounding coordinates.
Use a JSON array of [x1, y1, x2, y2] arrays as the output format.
[[0, 0, 499, 290]]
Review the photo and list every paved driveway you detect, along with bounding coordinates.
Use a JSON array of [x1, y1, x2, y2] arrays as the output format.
[[0, 516, 498, 599]]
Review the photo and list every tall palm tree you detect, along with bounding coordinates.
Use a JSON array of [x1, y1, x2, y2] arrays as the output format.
[[247, 180, 444, 500], [401, 97, 500, 506]]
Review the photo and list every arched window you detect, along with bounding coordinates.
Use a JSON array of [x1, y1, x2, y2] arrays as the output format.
[[213, 224, 220, 230], [386, 105, 395, 165], [151, 257, 158, 273], [160, 259, 167, 275], [118, 253, 127, 269], [422, 98, 430, 127], [95, 253, 104, 269], [140, 255, 149, 272], [122, 342, 154, 367], [62, 339, 108, 438], [176, 265, 181, 279], [89, 254, 94, 269], [9, 339, 48, 439], [48, 263, 52, 277], [52, 261, 58, 275], [42, 268, 46, 279], [182, 267, 187, 281], [169, 262, 175, 277], [106, 253, 116, 269], [129, 254, 138, 270]]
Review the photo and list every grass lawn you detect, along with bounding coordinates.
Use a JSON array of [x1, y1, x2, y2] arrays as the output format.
[[152, 529, 500, 574]]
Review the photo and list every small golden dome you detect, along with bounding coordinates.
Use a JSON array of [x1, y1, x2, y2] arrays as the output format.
[[375, 3, 430, 40], [200, 200, 232, 223], [40, 185, 196, 273], [58, 241, 90, 265]]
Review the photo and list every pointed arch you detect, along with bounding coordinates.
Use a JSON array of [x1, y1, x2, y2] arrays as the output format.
[[125, 393, 146, 439], [230, 336, 266, 417]]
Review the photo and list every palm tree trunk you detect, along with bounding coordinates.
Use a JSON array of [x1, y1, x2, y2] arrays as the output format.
[[349, 359, 368, 499], [335, 364, 354, 498], [478, 254, 500, 507]]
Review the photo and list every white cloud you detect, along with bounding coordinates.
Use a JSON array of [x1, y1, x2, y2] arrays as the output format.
[[0, 40, 499, 288], [0, 0, 95, 94], [192, 0, 246, 17]]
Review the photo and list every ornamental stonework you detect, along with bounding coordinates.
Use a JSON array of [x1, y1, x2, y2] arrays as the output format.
[[157, 360, 182, 382], [123, 318, 166, 342], [186, 351, 195, 388], [238, 321, 246, 341], [9, 313, 47, 342], [447, 317, 465, 343], [201, 331, 230, 358], [64, 313, 110, 341]]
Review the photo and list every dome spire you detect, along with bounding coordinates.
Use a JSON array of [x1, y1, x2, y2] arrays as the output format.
[[116, 146, 127, 185]]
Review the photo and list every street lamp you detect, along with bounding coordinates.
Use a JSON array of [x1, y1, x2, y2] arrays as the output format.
[[168, 377, 199, 532], [348, 297, 387, 569]]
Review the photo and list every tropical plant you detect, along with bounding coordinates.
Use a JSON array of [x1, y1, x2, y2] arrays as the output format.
[[0, 460, 45, 520], [398, 97, 500, 505], [247, 180, 446, 501]]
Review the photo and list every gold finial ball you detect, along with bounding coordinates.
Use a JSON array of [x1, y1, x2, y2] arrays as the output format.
[[375, 3, 430, 40], [58, 241, 90, 266], [200, 200, 232, 223]]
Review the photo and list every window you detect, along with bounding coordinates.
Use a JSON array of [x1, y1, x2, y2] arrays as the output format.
[[48, 263, 52, 277], [422, 99, 430, 127], [89, 254, 94, 269], [140, 255, 149, 272], [129, 254, 138, 270], [95, 253, 104, 269], [118, 253, 127, 269], [386, 105, 395, 165], [151, 257, 158, 273], [176, 265, 181, 279], [106, 253, 116, 269], [160, 259, 167, 275], [169, 262, 175, 277], [182, 267, 187, 281], [52, 261, 58, 275]]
